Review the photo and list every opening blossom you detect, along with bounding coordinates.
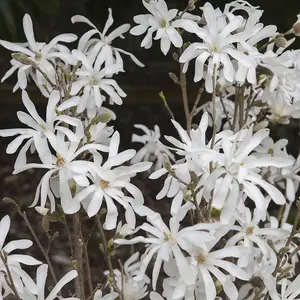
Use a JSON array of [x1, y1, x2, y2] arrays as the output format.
[[115, 210, 219, 290], [0, 14, 77, 93], [130, 0, 199, 55], [179, 2, 256, 92], [0, 90, 83, 170], [131, 124, 175, 171], [74, 131, 152, 229], [0, 216, 42, 296], [72, 9, 144, 73]]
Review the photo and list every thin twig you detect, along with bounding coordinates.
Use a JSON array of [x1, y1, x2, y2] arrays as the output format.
[[220, 94, 233, 130], [21, 212, 59, 285], [34, 65, 57, 89], [118, 259, 126, 300], [179, 49, 191, 135], [95, 215, 122, 298], [71, 213, 85, 299], [79, 226, 93, 296], [0, 252, 21, 300]]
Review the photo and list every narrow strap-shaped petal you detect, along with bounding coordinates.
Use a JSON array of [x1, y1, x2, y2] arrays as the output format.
[[23, 14, 36, 51], [46, 270, 78, 300]]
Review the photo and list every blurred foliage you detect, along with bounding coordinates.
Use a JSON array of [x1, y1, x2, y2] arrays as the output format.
[[0, 0, 60, 40]]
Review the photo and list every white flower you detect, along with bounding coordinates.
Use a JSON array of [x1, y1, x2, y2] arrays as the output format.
[[106, 253, 149, 300], [0, 215, 42, 296], [19, 264, 79, 300], [179, 2, 256, 92], [226, 207, 288, 274], [74, 131, 151, 229], [68, 50, 126, 114], [279, 275, 300, 300], [115, 211, 218, 289], [0, 90, 83, 169], [13, 133, 109, 214], [190, 245, 249, 300], [0, 14, 77, 92], [255, 137, 288, 159], [72, 9, 144, 73], [277, 154, 300, 202], [131, 124, 175, 171], [93, 291, 119, 300], [130, 0, 199, 55], [204, 126, 293, 221], [164, 112, 223, 172]]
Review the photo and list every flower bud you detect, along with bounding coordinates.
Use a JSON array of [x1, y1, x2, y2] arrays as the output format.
[[35, 206, 49, 216], [12, 53, 35, 65], [188, 0, 196, 11], [275, 35, 287, 48], [293, 14, 300, 37], [169, 72, 179, 84]]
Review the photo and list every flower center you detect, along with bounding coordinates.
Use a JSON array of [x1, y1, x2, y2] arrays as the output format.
[[246, 226, 254, 236], [56, 154, 66, 167], [89, 77, 98, 85], [268, 148, 274, 155], [40, 124, 47, 131], [99, 179, 109, 189], [161, 19, 167, 28], [196, 253, 206, 264], [163, 232, 172, 242], [35, 51, 42, 61]]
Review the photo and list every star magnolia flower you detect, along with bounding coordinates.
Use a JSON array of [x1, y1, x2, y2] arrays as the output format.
[[131, 124, 175, 171], [19, 264, 79, 300], [189, 245, 249, 300], [74, 131, 152, 229], [105, 253, 149, 300], [0, 14, 77, 92], [204, 126, 293, 221], [279, 275, 300, 300], [270, 153, 300, 203], [67, 50, 126, 115], [238, 259, 280, 300], [13, 132, 109, 214], [226, 207, 288, 274], [179, 2, 256, 92], [115, 211, 219, 290], [164, 112, 225, 172], [0, 216, 42, 296], [0, 90, 83, 169], [94, 291, 119, 300], [130, 0, 199, 55], [150, 161, 195, 217], [71, 9, 144, 73]]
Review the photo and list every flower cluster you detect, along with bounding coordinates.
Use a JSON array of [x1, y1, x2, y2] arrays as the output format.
[[0, 1, 300, 300]]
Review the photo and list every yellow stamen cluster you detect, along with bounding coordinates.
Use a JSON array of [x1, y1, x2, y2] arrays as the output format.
[[163, 232, 172, 242], [56, 155, 66, 167], [99, 179, 109, 190], [246, 226, 254, 236], [196, 253, 206, 264]]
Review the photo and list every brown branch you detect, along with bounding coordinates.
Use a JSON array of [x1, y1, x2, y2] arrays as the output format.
[[71, 213, 85, 299], [95, 215, 122, 298], [21, 211, 59, 285], [0, 252, 21, 300], [79, 226, 93, 296]]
